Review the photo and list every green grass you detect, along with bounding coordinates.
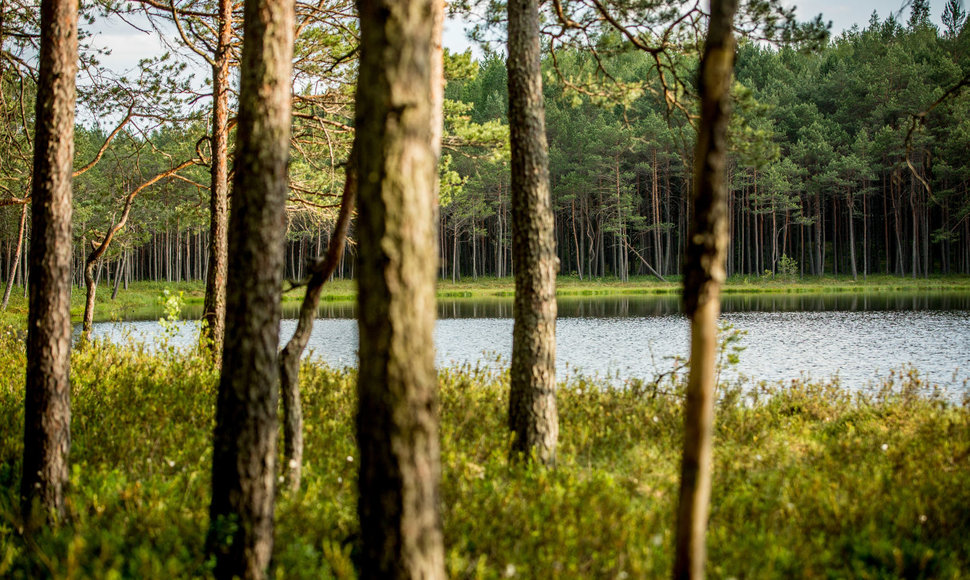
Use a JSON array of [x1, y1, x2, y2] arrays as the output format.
[[0, 334, 967, 578], [1, 273, 967, 327]]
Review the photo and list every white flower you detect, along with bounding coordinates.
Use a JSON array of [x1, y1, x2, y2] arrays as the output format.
[[881, 443, 889, 451], [919, 514, 928, 523], [504, 563, 516, 577], [166, 459, 175, 467], [347, 456, 354, 463]]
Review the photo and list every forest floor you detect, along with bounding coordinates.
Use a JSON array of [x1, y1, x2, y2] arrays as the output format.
[[0, 337, 967, 578], [1, 273, 968, 326]]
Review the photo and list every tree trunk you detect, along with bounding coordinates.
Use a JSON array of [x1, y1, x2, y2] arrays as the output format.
[[201, 0, 232, 360], [452, 225, 459, 282], [354, 0, 446, 571], [82, 162, 196, 339], [674, 0, 737, 577], [2, 202, 27, 310], [507, 0, 558, 465], [112, 252, 125, 300], [22, 0, 77, 526], [571, 200, 583, 280], [206, 0, 294, 576], [82, 258, 97, 339], [278, 143, 357, 493], [847, 191, 858, 281]]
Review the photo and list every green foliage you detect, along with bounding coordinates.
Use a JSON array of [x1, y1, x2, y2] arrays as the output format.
[[0, 335, 967, 578], [157, 289, 185, 329], [777, 254, 799, 279]]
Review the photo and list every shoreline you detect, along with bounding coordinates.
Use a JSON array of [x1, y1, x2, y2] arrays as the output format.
[[0, 274, 968, 326]]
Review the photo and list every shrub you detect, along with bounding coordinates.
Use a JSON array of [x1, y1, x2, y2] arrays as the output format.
[[0, 337, 966, 578]]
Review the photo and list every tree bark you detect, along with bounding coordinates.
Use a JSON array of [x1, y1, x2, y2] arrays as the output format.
[[206, 0, 294, 576], [201, 0, 233, 360], [278, 143, 356, 492], [111, 252, 125, 300], [847, 191, 858, 281], [21, 0, 77, 526], [507, 0, 558, 466], [354, 0, 445, 572], [82, 256, 97, 339], [674, 0, 737, 578], [2, 202, 27, 310]]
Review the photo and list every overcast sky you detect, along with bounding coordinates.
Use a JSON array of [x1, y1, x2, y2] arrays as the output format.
[[86, 1, 956, 79], [784, 0, 951, 35]]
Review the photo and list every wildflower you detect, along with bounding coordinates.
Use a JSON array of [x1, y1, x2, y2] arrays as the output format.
[[504, 563, 516, 577], [347, 456, 354, 463], [881, 443, 889, 451]]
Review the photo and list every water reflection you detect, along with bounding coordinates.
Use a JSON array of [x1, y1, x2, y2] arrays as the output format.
[[279, 291, 970, 320]]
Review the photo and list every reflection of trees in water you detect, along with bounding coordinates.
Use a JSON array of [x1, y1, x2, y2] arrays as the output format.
[[124, 291, 970, 322], [720, 292, 970, 314]]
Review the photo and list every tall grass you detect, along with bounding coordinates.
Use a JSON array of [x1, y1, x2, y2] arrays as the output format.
[[0, 332, 967, 578]]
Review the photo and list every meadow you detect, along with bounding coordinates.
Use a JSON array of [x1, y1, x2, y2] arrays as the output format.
[[1, 327, 968, 578]]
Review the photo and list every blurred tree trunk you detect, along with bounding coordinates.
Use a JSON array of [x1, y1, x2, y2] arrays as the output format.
[[507, 0, 558, 465], [201, 0, 233, 360], [674, 0, 737, 578], [206, 0, 294, 575], [21, 0, 77, 526], [354, 0, 445, 572], [279, 142, 356, 492]]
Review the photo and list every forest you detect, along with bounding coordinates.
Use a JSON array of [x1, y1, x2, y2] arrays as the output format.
[[2, 2, 969, 289], [2, 0, 970, 578]]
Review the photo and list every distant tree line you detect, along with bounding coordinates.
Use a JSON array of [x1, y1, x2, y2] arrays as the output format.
[[441, 4, 970, 281], [3, 5, 966, 290]]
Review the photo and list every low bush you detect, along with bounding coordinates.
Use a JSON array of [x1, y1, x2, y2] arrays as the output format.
[[0, 333, 967, 578]]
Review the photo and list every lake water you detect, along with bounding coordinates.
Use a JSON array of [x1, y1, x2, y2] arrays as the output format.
[[87, 291, 970, 394]]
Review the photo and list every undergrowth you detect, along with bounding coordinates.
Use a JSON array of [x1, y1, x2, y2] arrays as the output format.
[[0, 332, 967, 578]]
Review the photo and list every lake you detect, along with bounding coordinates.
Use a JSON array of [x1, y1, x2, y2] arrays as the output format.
[[87, 291, 970, 393]]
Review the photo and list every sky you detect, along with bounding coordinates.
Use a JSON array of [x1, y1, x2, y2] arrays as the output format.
[[86, 1, 956, 81], [783, 0, 952, 36]]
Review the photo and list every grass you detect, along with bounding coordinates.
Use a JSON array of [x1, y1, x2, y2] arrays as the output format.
[[1, 273, 967, 327], [0, 333, 967, 578], [438, 273, 970, 298]]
